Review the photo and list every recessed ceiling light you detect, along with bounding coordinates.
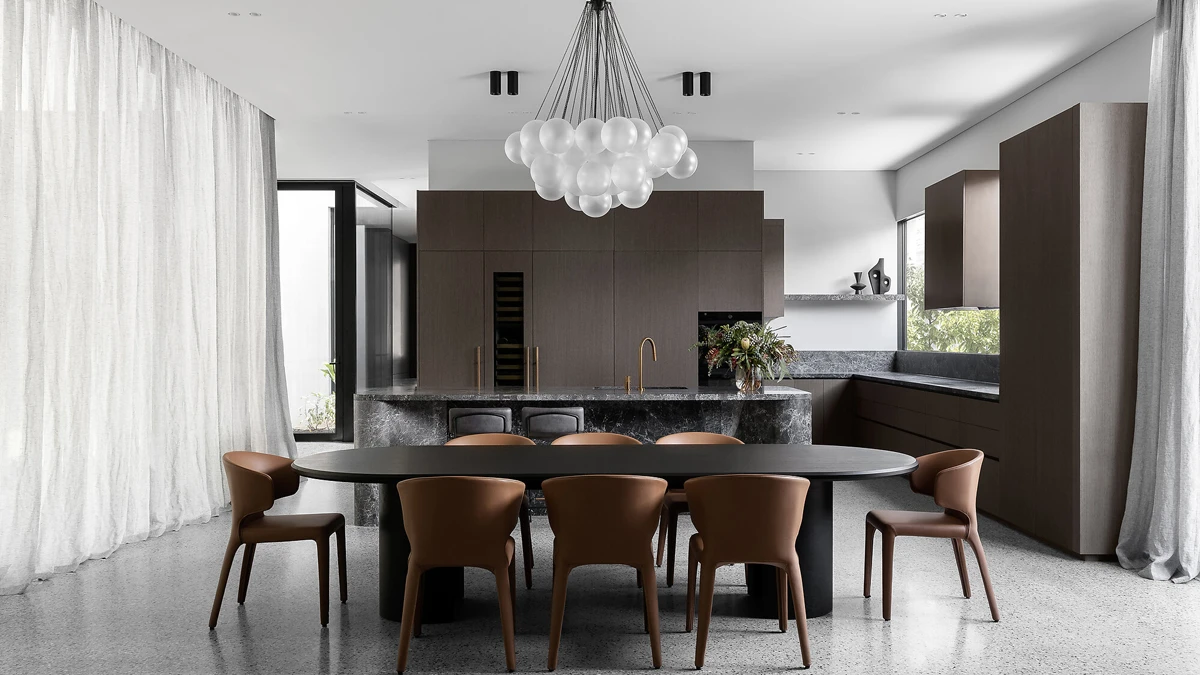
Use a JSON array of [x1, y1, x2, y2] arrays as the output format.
[[249, 12, 262, 17], [934, 13, 947, 18], [955, 13, 968, 18], [850, 112, 861, 115], [228, 12, 240, 16], [837, 112, 846, 115], [796, 152, 817, 156], [357, 111, 366, 115]]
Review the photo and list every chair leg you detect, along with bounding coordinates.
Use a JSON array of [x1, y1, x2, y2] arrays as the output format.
[[685, 538, 699, 633], [208, 539, 239, 629], [641, 567, 649, 633], [413, 575, 424, 638], [967, 532, 1000, 622], [396, 565, 423, 673], [775, 567, 788, 632], [336, 527, 349, 603], [666, 509, 679, 587], [237, 543, 256, 604], [863, 521, 875, 598], [641, 559, 663, 669], [952, 538, 971, 598], [637, 568, 643, 589], [786, 561, 812, 669], [494, 566, 517, 673], [656, 504, 668, 567], [519, 499, 534, 589], [882, 531, 895, 621], [547, 561, 572, 671], [317, 538, 330, 626], [694, 562, 717, 669], [508, 556, 518, 616]]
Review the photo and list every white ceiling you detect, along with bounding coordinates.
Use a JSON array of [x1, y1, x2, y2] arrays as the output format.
[[98, 0, 1153, 201]]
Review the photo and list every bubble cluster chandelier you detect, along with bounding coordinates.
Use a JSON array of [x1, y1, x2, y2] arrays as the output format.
[[504, 0, 698, 217]]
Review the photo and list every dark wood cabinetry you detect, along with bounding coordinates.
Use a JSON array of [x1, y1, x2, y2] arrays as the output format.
[[698, 191, 763, 251], [483, 191, 533, 250], [698, 251, 763, 311], [416, 251, 485, 387], [924, 171, 1000, 310], [762, 219, 784, 319], [532, 197, 614, 250], [613, 192, 698, 250], [782, 378, 855, 445], [531, 251, 615, 387], [613, 252, 699, 387], [416, 191, 484, 251]]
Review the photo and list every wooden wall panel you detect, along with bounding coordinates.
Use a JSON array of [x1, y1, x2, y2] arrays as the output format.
[[697, 251, 763, 311], [613, 192, 697, 250], [698, 191, 763, 251], [613, 251, 699, 388], [531, 251, 614, 387], [483, 191, 533, 250], [417, 191, 484, 251]]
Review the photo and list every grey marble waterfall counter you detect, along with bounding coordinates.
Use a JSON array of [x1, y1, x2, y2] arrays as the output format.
[[351, 385, 812, 525]]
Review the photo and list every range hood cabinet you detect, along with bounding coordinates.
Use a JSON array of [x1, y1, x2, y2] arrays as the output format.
[[924, 170, 1000, 310]]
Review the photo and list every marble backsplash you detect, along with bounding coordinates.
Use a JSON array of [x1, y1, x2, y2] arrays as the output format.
[[893, 351, 1000, 384], [787, 351, 896, 376]]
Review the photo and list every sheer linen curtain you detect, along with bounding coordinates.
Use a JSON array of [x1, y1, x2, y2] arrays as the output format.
[[1117, 0, 1200, 583], [0, 0, 295, 594]]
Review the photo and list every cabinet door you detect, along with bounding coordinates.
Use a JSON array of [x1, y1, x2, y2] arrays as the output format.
[[613, 251, 699, 387], [417, 251, 485, 387], [484, 252, 533, 387], [417, 191, 484, 251], [532, 198, 614, 250], [762, 219, 785, 319], [484, 191, 533, 251], [698, 191, 763, 251], [788, 380, 824, 444], [697, 251, 763, 311], [613, 192, 697, 250], [531, 251, 614, 386]]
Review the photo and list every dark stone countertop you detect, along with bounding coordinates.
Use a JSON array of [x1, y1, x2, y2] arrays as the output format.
[[847, 372, 999, 401], [355, 385, 810, 402]]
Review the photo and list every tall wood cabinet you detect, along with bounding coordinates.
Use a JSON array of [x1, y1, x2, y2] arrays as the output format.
[[416, 251, 485, 388], [531, 251, 615, 387]]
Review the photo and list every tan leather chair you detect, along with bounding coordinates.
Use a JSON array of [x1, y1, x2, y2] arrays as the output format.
[[551, 431, 642, 445], [684, 474, 812, 669], [543, 475, 667, 671], [864, 448, 1000, 622], [395, 476, 525, 673], [655, 432, 743, 586], [209, 451, 346, 628], [446, 433, 537, 589]]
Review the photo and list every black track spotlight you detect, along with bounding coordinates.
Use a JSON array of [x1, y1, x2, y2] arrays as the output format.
[[683, 71, 694, 96], [490, 70, 502, 96], [507, 70, 518, 96], [699, 71, 711, 96]]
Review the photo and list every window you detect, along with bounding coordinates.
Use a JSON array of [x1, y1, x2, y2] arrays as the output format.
[[902, 215, 1000, 354]]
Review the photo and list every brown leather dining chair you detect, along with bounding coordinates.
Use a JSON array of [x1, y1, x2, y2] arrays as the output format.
[[542, 474, 667, 671], [446, 433, 537, 589], [395, 476, 525, 674], [684, 474, 813, 669], [655, 432, 743, 586], [864, 448, 1000, 622], [209, 451, 347, 629], [551, 431, 642, 445]]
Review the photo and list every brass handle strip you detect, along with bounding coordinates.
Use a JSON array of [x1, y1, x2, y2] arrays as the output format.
[[475, 346, 482, 389], [534, 346, 540, 389]]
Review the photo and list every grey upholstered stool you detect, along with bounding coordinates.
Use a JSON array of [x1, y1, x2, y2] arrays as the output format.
[[520, 407, 585, 440], [448, 407, 513, 437]]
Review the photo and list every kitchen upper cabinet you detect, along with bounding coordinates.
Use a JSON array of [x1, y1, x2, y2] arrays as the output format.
[[483, 191, 533, 251], [613, 192, 697, 250], [532, 197, 614, 251], [697, 251, 763, 311], [924, 170, 1000, 309], [698, 191, 764, 251], [613, 251, 699, 388], [762, 219, 785, 319], [417, 191, 484, 251], [417, 251, 485, 387], [531, 251, 615, 386]]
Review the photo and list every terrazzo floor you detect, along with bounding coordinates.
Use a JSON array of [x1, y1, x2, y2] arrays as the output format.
[[3, 442, 1199, 674]]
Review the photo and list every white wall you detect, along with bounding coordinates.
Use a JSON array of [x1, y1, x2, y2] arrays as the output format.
[[428, 140, 754, 190], [895, 21, 1153, 218], [755, 170, 900, 350]]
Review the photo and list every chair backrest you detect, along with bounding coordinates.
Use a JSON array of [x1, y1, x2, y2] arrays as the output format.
[[445, 433, 535, 446], [542, 475, 667, 565], [222, 451, 299, 529], [397, 476, 526, 569], [656, 432, 744, 445], [908, 449, 984, 524], [551, 432, 642, 445], [684, 474, 810, 564]]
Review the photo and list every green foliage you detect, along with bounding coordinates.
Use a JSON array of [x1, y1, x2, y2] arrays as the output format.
[[905, 264, 1000, 354], [299, 362, 337, 431], [693, 321, 799, 381]]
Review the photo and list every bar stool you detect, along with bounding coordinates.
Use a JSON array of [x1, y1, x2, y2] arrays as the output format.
[[543, 475, 667, 671], [864, 448, 1000, 622], [654, 432, 744, 586], [395, 476, 526, 673], [445, 433, 537, 589], [209, 451, 347, 628], [551, 432, 642, 445], [684, 474, 813, 669]]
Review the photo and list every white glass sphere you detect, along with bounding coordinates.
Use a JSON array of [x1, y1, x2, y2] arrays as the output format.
[[612, 155, 647, 192], [647, 132, 685, 168], [561, 144, 585, 169], [539, 118, 575, 155], [520, 146, 538, 168], [563, 173, 582, 196], [576, 160, 611, 197], [601, 116, 638, 154], [668, 147, 698, 179], [607, 181, 621, 196], [659, 124, 689, 151], [631, 118, 653, 152], [531, 153, 566, 187], [504, 131, 523, 164], [536, 182, 565, 201], [618, 178, 654, 209], [574, 118, 605, 155], [580, 193, 612, 218], [565, 193, 582, 211], [595, 149, 619, 166], [520, 120, 545, 152]]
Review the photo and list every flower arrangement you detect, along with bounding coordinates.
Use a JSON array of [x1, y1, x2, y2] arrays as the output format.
[[694, 321, 799, 393]]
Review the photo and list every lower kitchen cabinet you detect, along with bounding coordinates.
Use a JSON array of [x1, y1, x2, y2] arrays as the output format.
[[783, 378, 855, 445]]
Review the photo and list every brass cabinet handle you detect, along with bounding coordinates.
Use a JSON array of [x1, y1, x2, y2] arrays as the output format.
[[534, 346, 540, 389], [475, 346, 481, 389]]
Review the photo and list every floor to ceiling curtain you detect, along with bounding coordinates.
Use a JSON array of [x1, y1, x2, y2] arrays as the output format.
[[1117, 0, 1200, 583], [0, 0, 295, 594]]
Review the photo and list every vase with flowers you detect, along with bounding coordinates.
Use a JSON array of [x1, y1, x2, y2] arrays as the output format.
[[694, 321, 799, 394]]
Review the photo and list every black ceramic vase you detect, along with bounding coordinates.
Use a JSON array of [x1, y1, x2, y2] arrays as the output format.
[[868, 258, 892, 294], [851, 272, 867, 295]]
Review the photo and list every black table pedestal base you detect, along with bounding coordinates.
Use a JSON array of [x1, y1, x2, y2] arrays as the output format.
[[744, 480, 834, 618], [379, 483, 465, 623]]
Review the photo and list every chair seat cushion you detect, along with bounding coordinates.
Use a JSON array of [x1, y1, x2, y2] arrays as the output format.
[[241, 513, 345, 543], [866, 510, 970, 538]]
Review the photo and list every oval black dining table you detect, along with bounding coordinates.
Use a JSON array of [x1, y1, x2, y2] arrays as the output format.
[[293, 443, 917, 622]]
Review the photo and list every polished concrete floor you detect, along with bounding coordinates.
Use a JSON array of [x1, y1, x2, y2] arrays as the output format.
[[3, 442, 1199, 674]]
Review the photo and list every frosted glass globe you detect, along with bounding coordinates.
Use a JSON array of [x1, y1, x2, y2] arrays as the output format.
[[580, 193, 612, 218], [612, 155, 647, 192], [561, 145, 585, 169], [618, 177, 653, 209], [659, 124, 689, 151], [647, 132, 684, 168], [520, 146, 538, 168], [563, 173, 582, 196], [601, 116, 637, 154], [646, 162, 667, 179], [531, 153, 566, 187], [520, 120, 545, 152], [565, 193, 582, 211], [576, 160, 611, 197], [668, 148, 698, 179], [596, 149, 620, 166], [536, 182, 565, 201], [574, 118, 605, 155], [607, 181, 621, 196], [504, 131, 523, 164], [539, 118, 575, 155], [631, 118, 653, 152]]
